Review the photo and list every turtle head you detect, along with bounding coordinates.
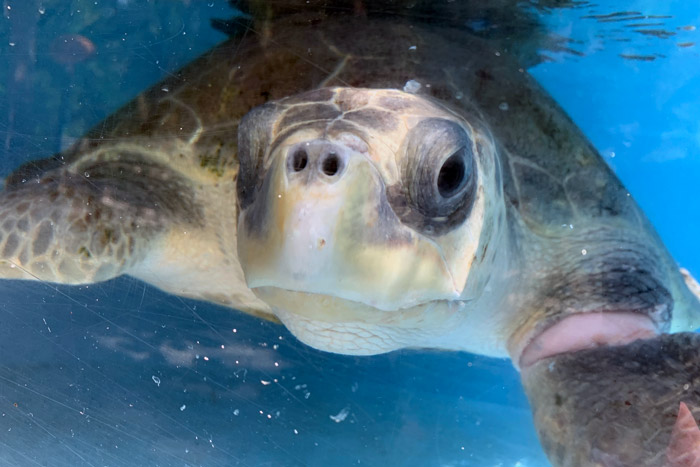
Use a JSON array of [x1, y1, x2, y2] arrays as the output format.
[[236, 87, 501, 354]]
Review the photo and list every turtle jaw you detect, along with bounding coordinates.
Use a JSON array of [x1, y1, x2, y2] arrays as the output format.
[[246, 287, 479, 355]]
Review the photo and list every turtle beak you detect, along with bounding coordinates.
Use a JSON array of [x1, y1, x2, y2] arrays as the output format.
[[237, 138, 460, 311]]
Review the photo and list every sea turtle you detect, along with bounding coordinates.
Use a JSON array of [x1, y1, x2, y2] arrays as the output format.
[[1, 1, 699, 465]]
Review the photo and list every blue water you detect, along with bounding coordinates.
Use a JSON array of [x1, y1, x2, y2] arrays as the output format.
[[0, 2, 697, 466]]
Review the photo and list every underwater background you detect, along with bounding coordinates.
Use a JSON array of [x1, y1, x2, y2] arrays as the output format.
[[0, 1, 697, 466]]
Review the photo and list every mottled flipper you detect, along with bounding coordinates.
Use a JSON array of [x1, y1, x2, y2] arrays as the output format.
[[522, 333, 700, 467], [0, 150, 202, 285]]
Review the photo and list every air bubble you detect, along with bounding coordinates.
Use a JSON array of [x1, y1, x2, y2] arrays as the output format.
[[403, 79, 421, 93]]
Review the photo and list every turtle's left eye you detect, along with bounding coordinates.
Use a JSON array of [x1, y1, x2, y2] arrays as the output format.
[[387, 118, 478, 236], [437, 149, 469, 198]]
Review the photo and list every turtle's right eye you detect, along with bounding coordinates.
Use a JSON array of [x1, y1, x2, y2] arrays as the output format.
[[388, 118, 477, 236], [237, 104, 278, 210]]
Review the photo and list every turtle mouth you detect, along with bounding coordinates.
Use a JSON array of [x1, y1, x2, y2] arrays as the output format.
[[251, 284, 443, 323], [513, 311, 659, 370], [249, 285, 463, 355]]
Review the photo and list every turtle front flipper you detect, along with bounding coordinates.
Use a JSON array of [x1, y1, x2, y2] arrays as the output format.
[[0, 149, 202, 285], [522, 333, 700, 467]]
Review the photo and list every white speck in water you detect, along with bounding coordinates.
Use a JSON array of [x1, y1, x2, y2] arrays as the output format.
[[38, 5, 46, 14], [684, 383, 690, 390], [180, 405, 186, 411], [609, 151, 616, 158], [233, 409, 240, 416], [161, 86, 169, 92], [152, 376, 161, 387], [294, 429, 299, 434], [581, 249, 587, 255], [330, 407, 350, 423], [494, 51, 501, 56], [408, 45, 417, 50], [499, 102, 509, 111], [261, 380, 271, 386], [455, 91, 463, 100], [403, 79, 421, 93], [8, 42, 15, 47]]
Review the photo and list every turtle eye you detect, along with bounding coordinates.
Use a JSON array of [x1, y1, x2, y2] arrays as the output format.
[[387, 118, 478, 236], [437, 150, 468, 198]]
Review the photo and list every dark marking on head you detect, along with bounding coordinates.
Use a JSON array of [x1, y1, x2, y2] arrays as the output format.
[[377, 96, 415, 111], [237, 103, 279, 210], [343, 108, 398, 132], [334, 88, 370, 112], [278, 104, 342, 131]]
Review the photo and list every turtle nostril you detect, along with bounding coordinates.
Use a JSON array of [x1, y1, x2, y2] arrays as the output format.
[[291, 149, 308, 172], [322, 153, 340, 176]]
